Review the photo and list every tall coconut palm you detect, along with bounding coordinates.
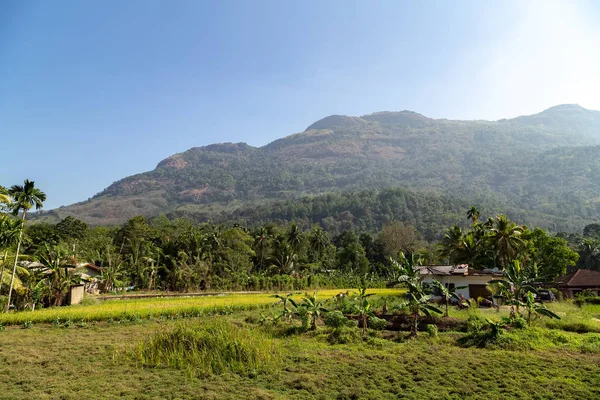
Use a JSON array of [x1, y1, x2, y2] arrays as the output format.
[[467, 206, 480, 224], [438, 225, 463, 263], [487, 215, 525, 270], [5, 180, 46, 312], [580, 239, 600, 270], [308, 226, 329, 262]]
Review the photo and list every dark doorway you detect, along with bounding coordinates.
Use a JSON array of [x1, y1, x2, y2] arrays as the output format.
[[469, 284, 491, 299]]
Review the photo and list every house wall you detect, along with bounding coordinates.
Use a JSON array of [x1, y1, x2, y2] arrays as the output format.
[[68, 285, 85, 305], [422, 275, 495, 299]]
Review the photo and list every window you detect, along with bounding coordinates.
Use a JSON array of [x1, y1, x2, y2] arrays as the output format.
[[445, 283, 455, 292]]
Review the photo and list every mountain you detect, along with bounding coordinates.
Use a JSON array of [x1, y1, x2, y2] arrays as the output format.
[[37, 104, 600, 230]]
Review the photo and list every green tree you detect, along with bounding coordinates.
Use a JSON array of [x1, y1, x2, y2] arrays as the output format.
[[439, 225, 463, 264], [524, 228, 578, 280], [583, 223, 600, 238], [467, 206, 480, 224], [579, 239, 600, 270], [5, 180, 46, 312], [378, 221, 425, 258], [487, 215, 525, 269]]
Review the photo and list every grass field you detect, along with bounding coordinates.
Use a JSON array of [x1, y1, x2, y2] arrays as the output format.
[[1, 293, 600, 399]]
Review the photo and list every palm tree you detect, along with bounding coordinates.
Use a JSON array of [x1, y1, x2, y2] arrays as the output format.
[[5, 180, 46, 312], [253, 227, 271, 272], [580, 239, 600, 270], [487, 215, 525, 269], [467, 206, 480, 224], [438, 225, 463, 264], [308, 226, 329, 262], [286, 222, 303, 255]]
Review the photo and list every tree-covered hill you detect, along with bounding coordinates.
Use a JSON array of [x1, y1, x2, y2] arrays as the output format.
[[36, 104, 600, 228], [168, 187, 592, 240]]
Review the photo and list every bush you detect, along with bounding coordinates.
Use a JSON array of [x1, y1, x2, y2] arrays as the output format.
[[426, 324, 438, 338], [327, 326, 361, 345], [466, 314, 486, 334], [368, 316, 387, 331], [131, 319, 278, 376], [510, 316, 527, 330], [324, 311, 355, 328]]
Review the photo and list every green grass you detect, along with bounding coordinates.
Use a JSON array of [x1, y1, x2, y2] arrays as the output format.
[[447, 301, 600, 333], [1, 296, 600, 399], [1, 314, 599, 399], [0, 288, 404, 326]]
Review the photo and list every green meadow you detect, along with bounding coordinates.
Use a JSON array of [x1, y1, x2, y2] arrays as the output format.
[[1, 292, 600, 400]]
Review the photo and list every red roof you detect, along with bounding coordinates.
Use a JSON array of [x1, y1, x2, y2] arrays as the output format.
[[556, 269, 600, 287]]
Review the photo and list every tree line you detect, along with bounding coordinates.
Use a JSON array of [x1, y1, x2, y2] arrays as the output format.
[[1, 180, 598, 312]]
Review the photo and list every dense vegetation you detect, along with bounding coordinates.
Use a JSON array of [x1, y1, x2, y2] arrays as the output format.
[[4, 177, 600, 399], [5, 179, 600, 315], [34, 104, 600, 231]]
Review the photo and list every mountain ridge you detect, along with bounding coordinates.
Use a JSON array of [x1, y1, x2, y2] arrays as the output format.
[[37, 104, 600, 229]]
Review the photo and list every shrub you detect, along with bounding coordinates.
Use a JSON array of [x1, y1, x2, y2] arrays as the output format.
[[426, 324, 438, 338], [466, 315, 486, 334], [510, 316, 527, 330], [325, 311, 354, 328], [368, 316, 387, 331], [131, 319, 278, 377], [327, 326, 361, 345]]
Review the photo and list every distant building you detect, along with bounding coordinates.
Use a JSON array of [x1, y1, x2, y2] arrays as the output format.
[[74, 263, 104, 294], [555, 269, 600, 298], [417, 264, 503, 300]]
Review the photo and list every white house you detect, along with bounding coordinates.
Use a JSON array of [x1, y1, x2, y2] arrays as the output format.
[[417, 264, 503, 300]]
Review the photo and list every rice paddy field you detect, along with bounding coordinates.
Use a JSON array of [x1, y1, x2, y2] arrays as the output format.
[[1, 291, 600, 399], [0, 289, 403, 326]]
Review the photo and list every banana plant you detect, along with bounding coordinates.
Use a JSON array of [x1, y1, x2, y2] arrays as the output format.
[[352, 287, 375, 336], [301, 292, 328, 330], [270, 292, 298, 321], [523, 291, 561, 325], [392, 254, 442, 337], [488, 260, 537, 314], [431, 280, 467, 317]]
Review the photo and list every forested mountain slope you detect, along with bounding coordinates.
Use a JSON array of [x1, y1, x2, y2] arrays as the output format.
[[37, 104, 600, 229]]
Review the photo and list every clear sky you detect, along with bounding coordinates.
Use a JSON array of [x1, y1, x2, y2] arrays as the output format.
[[1, 0, 599, 209]]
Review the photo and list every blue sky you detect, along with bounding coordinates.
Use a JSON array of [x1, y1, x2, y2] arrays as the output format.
[[1, 0, 599, 209]]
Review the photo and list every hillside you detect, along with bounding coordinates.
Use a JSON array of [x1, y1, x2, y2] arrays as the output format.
[[37, 104, 600, 230]]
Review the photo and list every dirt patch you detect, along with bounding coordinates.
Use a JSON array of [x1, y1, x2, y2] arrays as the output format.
[[179, 187, 209, 201], [346, 313, 467, 332]]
